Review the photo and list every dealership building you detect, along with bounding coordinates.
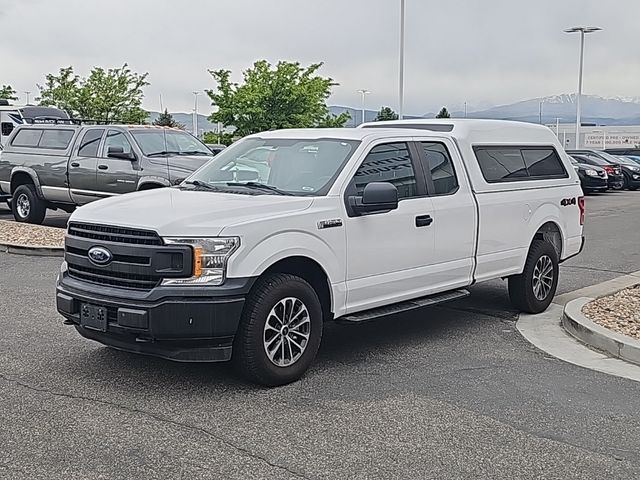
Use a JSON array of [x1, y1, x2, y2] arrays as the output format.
[[549, 124, 640, 150]]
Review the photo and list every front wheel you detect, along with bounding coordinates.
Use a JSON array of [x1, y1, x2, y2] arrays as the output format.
[[12, 184, 46, 224], [234, 273, 323, 386], [508, 240, 559, 314]]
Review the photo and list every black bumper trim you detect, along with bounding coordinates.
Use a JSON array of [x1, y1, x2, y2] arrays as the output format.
[[75, 326, 233, 362], [57, 277, 254, 362], [560, 236, 585, 264]]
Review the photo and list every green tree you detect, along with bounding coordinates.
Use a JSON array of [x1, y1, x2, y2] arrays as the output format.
[[436, 107, 451, 119], [153, 109, 184, 128], [206, 60, 349, 137], [38, 64, 149, 123], [0, 84, 18, 101], [202, 130, 235, 146], [375, 106, 399, 121]]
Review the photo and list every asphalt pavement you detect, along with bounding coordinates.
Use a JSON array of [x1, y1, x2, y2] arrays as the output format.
[[1, 191, 640, 479]]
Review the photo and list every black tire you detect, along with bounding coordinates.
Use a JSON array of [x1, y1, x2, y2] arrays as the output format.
[[622, 175, 629, 190], [630, 186, 638, 191], [508, 240, 559, 314], [234, 273, 323, 387], [11, 184, 46, 224]]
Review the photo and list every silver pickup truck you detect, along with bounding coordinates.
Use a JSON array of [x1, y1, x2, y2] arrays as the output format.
[[0, 124, 214, 224]]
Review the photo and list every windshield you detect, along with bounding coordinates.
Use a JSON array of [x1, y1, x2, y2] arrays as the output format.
[[185, 137, 360, 196], [614, 156, 638, 166], [131, 129, 211, 156]]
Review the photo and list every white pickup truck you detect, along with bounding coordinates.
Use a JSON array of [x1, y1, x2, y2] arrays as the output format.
[[56, 120, 585, 386]]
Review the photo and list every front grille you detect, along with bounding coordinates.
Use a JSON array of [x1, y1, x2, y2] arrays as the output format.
[[68, 222, 162, 246], [68, 264, 160, 290], [65, 223, 192, 291]]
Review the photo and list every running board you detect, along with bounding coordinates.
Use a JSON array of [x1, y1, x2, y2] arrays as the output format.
[[338, 289, 470, 323]]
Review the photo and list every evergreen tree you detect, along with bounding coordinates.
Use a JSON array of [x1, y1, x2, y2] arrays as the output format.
[[375, 106, 399, 121], [436, 107, 451, 119], [153, 109, 183, 128]]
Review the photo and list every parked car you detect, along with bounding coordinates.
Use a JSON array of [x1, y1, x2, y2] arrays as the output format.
[[604, 148, 640, 157], [205, 143, 226, 155], [612, 156, 640, 190], [568, 156, 608, 193], [56, 120, 584, 386], [565, 150, 624, 190], [622, 155, 640, 166], [0, 124, 215, 224]]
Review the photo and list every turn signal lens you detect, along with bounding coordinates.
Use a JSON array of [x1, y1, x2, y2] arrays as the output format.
[[578, 196, 585, 226]]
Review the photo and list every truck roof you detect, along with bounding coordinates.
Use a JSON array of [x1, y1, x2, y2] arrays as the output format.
[[252, 120, 559, 145]]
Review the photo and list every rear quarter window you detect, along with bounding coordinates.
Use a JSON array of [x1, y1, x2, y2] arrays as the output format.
[[474, 146, 568, 183], [11, 129, 43, 147], [39, 129, 74, 149]]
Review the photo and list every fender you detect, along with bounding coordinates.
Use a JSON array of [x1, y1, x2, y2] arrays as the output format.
[[137, 176, 171, 190], [228, 230, 345, 312], [10, 166, 44, 198]]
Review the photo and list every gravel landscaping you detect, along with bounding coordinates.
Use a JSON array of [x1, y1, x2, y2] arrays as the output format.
[[583, 285, 640, 340], [0, 219, 65, 248]]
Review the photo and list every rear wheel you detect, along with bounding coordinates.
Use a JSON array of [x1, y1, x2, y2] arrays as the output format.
[[234, 273, 323, 386], [622, 175, 629, 190], [11, 184, 46, 224], [508, 240, 559, 314]]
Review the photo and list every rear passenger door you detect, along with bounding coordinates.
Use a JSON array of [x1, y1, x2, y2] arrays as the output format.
[[97, 130, 140, 195], [416, 139, 476, 290], [69, 128, 104, 205]]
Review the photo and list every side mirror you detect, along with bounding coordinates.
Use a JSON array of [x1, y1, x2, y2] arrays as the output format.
[[349, 182, 399, 216], [108, 146, 135, 160]]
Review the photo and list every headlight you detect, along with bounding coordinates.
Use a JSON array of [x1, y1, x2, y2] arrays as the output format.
[[585, 169, 598, 177], [161, 237, 239, 286], [629, 166, 640, 172]]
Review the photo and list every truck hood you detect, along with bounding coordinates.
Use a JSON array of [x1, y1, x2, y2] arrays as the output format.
[[70, 187, 314, 237]]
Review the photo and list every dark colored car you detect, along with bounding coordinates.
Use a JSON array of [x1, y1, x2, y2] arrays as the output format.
[[566, 150, 624, 190], [623, 155, 640, 166], [604, 148, 640, 157], [569, 157, 608, 193], [612, 156, 640, 190]]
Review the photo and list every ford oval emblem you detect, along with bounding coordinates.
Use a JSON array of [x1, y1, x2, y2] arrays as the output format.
[[88, 246, 113, 266]]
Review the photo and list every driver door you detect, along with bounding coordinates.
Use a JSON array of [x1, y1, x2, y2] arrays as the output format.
[[344, 141, 436, 313], [96, 129, 140, 195]]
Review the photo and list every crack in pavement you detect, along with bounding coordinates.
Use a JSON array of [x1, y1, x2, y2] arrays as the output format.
[[560, 265, 637, 276], [0, 372, 313, 480]]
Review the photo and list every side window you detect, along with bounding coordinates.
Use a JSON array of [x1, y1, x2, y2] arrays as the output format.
[[78, 129, 105, 157], [420, 142, 458, 195], [103, 130, 133, 156], [11, 129, 43, 147], [39, 129, 74, 149], [522, 149, 566, 178], [474, 147, 528, 182], [353, 142, 417, 199]]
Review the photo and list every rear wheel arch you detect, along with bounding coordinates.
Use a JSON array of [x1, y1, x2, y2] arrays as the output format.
[[10, 169, 41, 196], [532, 221, 563, 260], [137, 182, 164, 191]]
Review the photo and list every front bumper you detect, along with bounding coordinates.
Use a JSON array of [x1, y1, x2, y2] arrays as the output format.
[[627, 173, 640, 188], [56, 274, 254, 362], [581, 176, 607, 190]]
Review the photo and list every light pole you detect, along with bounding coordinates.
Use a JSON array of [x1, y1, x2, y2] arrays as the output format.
[[398, 0, 405, 119], [564, 26, 601, 148], [24, 91, 31, 105], [192, 91, 200, 137], [464, 101, 467, 118], [539, 99, 543, 124], [357, 89, 371, 125]]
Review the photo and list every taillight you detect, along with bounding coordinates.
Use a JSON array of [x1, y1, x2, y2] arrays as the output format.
[[578, 196, 585, 225], [603, 165, 614, 174]]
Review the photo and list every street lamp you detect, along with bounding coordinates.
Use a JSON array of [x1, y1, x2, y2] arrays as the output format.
[[398, 0, 405, 119], [564, 26, 602, 148], [192, 91, 200, 137], [357, 89, 371, 125], [24, 91, 31, 105]]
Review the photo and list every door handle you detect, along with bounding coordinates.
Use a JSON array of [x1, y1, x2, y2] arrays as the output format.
[[415, 214, 433, 227], [98, 164, 108, 170], [70, 162, 80, 167]]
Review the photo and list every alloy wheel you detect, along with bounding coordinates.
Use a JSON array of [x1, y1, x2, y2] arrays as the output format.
[[532, 255, 554, 301], [263, 297, 311, 367]]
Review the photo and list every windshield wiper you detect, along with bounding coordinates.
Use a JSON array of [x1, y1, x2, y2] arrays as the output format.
[[177, 150, 212, 156], [225, 182, 293, 196], [147, 150, 174, 157], [183, 180, 219, 191]]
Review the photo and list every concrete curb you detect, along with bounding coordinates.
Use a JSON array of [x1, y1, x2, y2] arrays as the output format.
[[562, 296, 640, 366], [0, 242, 64, 257]]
